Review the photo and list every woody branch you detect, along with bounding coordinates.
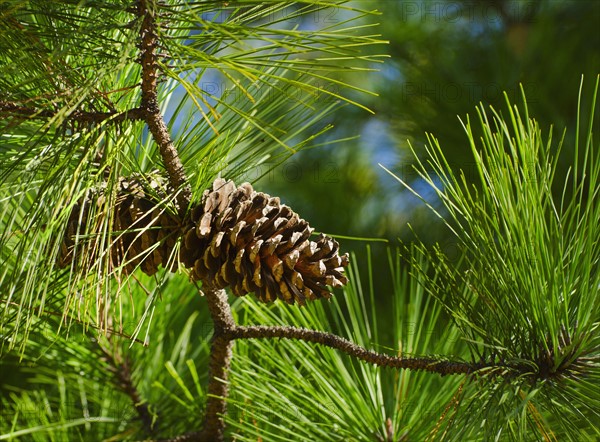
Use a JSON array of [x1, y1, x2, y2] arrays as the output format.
[[137, 0, 192, 211]]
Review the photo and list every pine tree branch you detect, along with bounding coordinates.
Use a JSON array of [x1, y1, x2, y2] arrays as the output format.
[[229, 325, 587, 380], [137, 0, 192, 211], [229, 325, 476, 376], [0, 101, 146, 124], [198, 285, 235, 442], [98, 343, 154, 434]]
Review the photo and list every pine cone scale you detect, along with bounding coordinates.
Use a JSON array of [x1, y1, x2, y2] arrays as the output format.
[[58, 173, 180, 276], [179, 178, 349, 305]]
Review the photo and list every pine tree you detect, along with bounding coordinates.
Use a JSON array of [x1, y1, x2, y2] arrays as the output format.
[[1, 1, 598, 441]]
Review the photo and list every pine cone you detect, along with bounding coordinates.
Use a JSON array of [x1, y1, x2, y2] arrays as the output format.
[[179, 178, 349, 305], [58, 173, 181, 275]]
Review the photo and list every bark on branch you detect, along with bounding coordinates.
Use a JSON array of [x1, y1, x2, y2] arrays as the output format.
[[137, 0, 192, 211], [98, 343, 154, 434], [229, 325, 478, 376], [228, 325, 564, 378], [198, 286, 235, 442]]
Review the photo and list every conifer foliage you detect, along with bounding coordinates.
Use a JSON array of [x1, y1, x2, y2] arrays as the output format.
[[1, 0, 598, 441]]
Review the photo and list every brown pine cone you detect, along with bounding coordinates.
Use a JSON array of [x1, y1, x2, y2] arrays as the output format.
[[179, 178, 349, 305], [58, 173, 181, 275]]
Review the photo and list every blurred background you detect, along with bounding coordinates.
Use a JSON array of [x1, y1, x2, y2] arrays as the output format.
[[247, 0, 599, 300]]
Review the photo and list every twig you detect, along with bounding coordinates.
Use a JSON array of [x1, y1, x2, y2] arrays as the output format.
[[232, 325, 571, 376], [229, 325, 477, 376], [98, 342, 154, 434], [137, 0, 192, 210]]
